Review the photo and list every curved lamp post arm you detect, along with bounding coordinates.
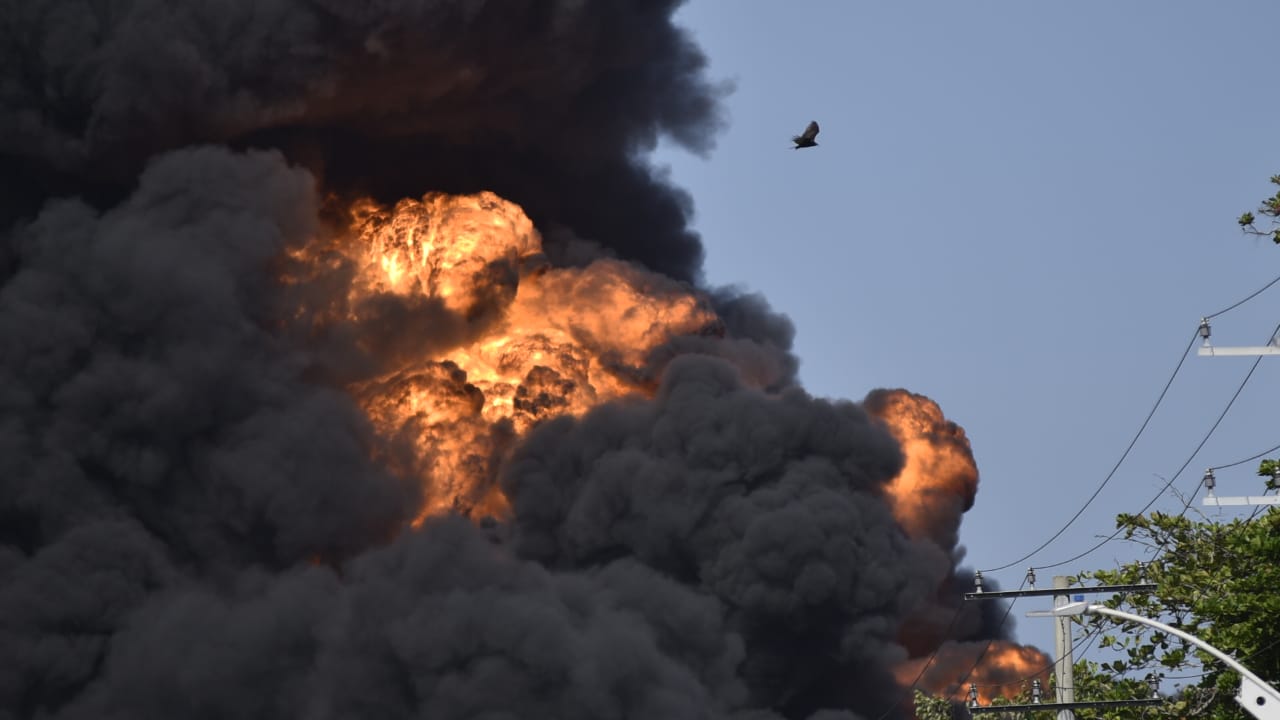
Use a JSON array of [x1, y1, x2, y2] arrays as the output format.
[[1082, 603, 1280, 720]]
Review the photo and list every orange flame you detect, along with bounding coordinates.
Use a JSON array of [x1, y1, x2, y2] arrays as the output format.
[[286, 192, 1051, 704], [896, 640, 1053, 705], [866, 389, 978, 547], [291, 191, 718, 522], [868, 390, 1052, 706]]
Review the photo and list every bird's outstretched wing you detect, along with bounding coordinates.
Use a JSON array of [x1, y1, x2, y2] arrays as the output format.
[[791, 121, 820, 148]]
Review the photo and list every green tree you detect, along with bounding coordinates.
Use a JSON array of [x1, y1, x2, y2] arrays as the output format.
[[1074, 490, 1280, 720], [1069, 659, 1167, 720], [911, 687, 1058, 720], [1253, 459, 1279, 491], [912, 689, 961, 720], [1237, 174, 1280, 243], [1067, 175, 1280, 720], [912, 680, 1081, 720]]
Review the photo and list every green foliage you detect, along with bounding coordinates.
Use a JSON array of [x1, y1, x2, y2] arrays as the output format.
[[1255, 459, 1279, 490], [1238, 174, 1280, 243], [1076, 501, 1280, 720], [1058, 174, 1280, 720], [911, 687, 1059, 720], [913, 689, 959, 720], [982, 683, 1058, 720], [1071, 660, 1166, 720]]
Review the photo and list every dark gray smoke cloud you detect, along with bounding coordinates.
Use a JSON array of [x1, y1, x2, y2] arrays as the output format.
[[0, 0, 726, 281], [0, 146, 781, 720], [56, 518, 765, 720], [0, 2, 1015, 718], [0, 147, 417, 717], [502, 356, 951, 718]]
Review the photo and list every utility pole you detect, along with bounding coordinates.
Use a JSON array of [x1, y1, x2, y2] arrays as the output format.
[[1196, 318, 1280, 357], [1053, 577, 1074, 720], [963, 576, 1158, 717], [1045, 601, 1280, 720], [1195, 320, 1280, 507], [1201, 469, 1280, 508]]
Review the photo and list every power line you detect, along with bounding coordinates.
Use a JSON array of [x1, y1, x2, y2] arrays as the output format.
[[980, 327, 1200, 574], [877, 579, 1028, 720], [980, 623, 1106, 692], [1244, 490, 1277, 522], [945, 279, 1280, 707], [1206, 271, 1280, 319], [1047, 355, 1278, 701], [1078, 537, 1280, 696], [983, 275, 1280, 576], [1008, 316, 1280, 700], [900, 488, 1266, 709], [965, 583, 1152, 696], [954, 578, 1028, 690], [1168, 323, 1280, 524], [1210, 440, 1280, 471], [1030, 348, 1264, 571]]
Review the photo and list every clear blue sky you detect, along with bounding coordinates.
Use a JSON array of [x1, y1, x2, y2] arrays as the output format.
[[656, 1, 1280, 661]]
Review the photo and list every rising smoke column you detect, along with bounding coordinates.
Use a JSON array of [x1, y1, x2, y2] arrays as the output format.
[[0, 0, 725, 282], [867, 389, 1051, 705], [0, 2, 1039, 718], [502, 357, 950, 717]]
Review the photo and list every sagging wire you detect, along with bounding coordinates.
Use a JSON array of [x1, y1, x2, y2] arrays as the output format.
[[982, 272, 1280, 575], [1207, 441, 1280, 471], [875, 577, 1028, 720], [1205, 271, 1280, 319], [980, 326, 1201, 574], [1030, 331, 1269, 572], [952, 577, 1029, 701]]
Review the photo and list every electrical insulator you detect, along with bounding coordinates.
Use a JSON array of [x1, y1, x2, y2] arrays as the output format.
[[1031, 678, 1043, 704], [1199, 318, 1211, 341], [1203, 468, 1216, 492], [1026, 567, 1037, 589], [974, 571, 984, 594], [1148, 675, 1160, 699], [968, 684, 979, 708]]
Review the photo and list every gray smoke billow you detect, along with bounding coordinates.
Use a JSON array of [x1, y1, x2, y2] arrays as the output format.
[[1, 2, 1013, 718], [0, 0, 724, 282]]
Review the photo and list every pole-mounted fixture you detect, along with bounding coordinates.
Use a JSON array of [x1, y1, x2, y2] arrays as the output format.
[[1030, 602, 1280, 720]]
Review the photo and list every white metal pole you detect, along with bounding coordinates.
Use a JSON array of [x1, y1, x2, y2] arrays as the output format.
[[1053, 577, 1075, 720], [1085, 605, 1280, 720]]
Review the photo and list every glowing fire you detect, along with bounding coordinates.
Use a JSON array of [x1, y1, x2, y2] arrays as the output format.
[[866, 389, 978, 546], [293, 191, 719, 521], [284, 190, 1052, 704], [868, 390, 1053, 705], [896, 640, 1053, 705]]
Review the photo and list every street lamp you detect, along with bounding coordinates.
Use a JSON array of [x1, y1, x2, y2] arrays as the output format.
[[1039, 602, 1280, 720]]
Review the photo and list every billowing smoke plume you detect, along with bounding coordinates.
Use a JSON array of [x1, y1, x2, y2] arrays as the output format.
[[1, 0, 723, 281], [0, 2, 1041, 718]]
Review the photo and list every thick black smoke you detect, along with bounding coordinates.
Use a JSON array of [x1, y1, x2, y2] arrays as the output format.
[[0, 0, 725, 282], [1, 2, 1013, 718], [502, 357, 949, 717]]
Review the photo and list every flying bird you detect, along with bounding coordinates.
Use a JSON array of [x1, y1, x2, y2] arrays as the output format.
[[792, 121, 819, 149]]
